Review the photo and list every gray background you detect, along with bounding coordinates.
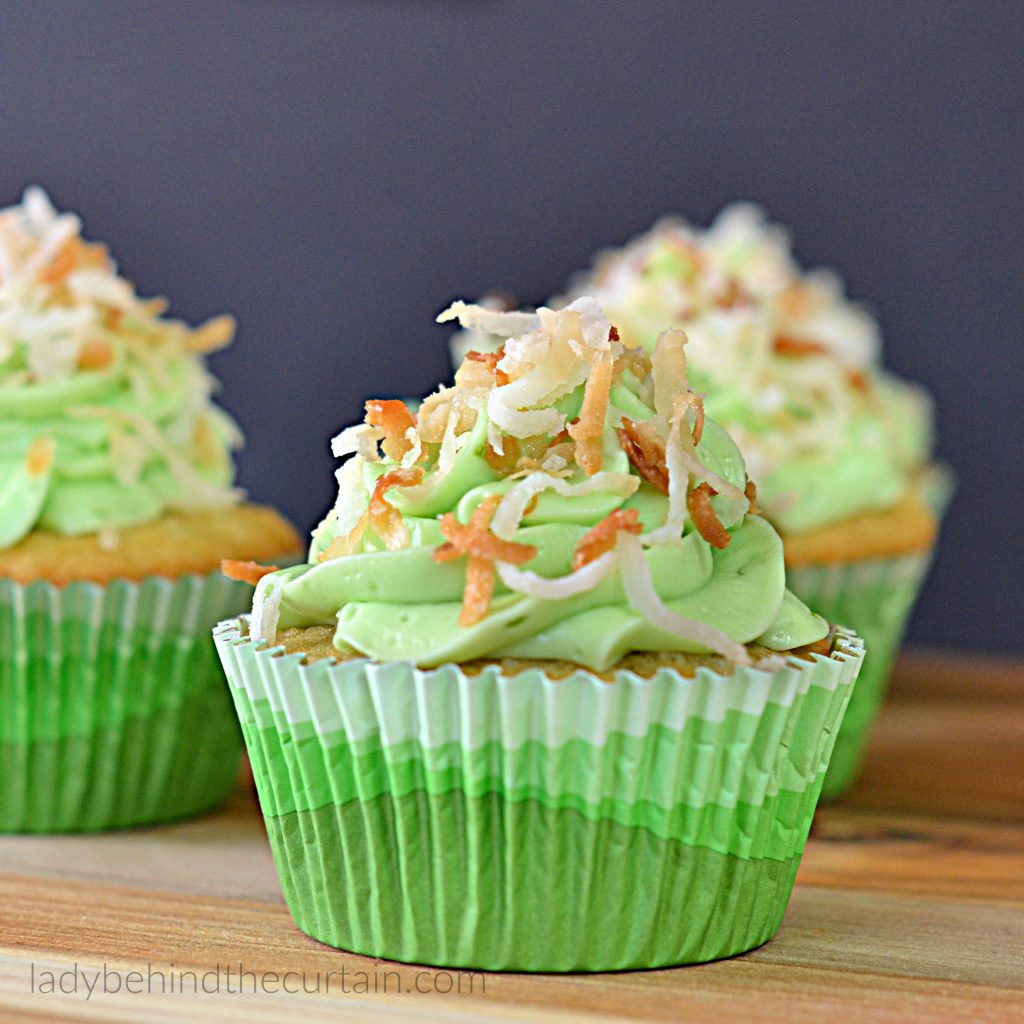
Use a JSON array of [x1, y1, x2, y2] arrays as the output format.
[[0, 1, 1020, 651]]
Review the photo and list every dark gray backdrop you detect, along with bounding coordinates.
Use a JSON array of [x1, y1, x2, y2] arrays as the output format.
[[1, 1, 1020, 651]]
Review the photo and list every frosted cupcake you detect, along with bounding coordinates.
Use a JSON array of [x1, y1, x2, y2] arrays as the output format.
[[0, 187, 300, 832], [215, 298, 863, 971], [537, 206, 949, 797]]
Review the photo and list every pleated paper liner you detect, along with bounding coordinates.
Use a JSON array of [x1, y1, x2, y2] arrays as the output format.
[[0, 572, 253, 832], [215, 621, 864, 971], [788, 467, 953, 800]]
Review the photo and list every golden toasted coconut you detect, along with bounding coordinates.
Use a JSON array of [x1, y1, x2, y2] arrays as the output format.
[[0, 504, 302, 585], [272, 625, 834, 680], [464, 347, 510, 386], [319, 465, 424, 562], [781, 488, 937, 567], [221, 559, 281, 586], [616, 417, 669, 493], [364, 399, 417, 461], [744, 479, 759, 514], [771, 334, 830, 357], [572, 508, 641, 570], [567, 348, 613, 475], [434, 495, 537, 625], [687, 482, 731, 550]]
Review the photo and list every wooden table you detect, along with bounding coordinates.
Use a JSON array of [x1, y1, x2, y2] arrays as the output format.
[[1, 653, 1021, 1023]]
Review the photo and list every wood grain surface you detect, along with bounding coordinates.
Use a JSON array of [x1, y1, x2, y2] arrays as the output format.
[[0, 651, 1021, 1023]]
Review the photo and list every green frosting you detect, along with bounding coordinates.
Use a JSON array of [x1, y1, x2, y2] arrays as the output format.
[[695, 373, 911, 535], [272, 307, 827, 670], [0, 188, 241, 547], [540, 205, 937, 534]]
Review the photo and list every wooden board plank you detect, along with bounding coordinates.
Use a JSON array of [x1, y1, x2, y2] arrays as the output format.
[[0, 653, 1021, 1023], [843, 651, 1024, 821]]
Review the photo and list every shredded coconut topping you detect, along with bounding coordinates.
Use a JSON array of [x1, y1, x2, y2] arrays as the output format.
[[319, 296, 762, 659], [1, 187, 242, 514], [558, 203, 927, 477], [249, 573, 284, 646]]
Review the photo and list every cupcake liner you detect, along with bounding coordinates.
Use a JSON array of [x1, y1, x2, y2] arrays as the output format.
[[215, 621, 863, 971], [786, 552, 933, 799], [0, 572, 253, 832]]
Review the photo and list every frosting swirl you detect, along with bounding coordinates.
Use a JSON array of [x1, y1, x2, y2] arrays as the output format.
[[257, 298, 827, 671], [0, 187, 242, 548]]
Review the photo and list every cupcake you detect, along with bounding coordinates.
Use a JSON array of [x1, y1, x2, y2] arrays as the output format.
[[0, 187, 301, 832], [530, 205, 949, 798], [215, 298, 864, 971]]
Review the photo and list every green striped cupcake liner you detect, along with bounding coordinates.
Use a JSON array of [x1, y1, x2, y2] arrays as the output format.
[[0, 571, 253, 833], [789, 466, 953, 800], [214, 622, 863, 971]]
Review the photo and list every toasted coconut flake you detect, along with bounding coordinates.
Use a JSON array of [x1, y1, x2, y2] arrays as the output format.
[[365, 399, 417, 461], [187, 315, 235, 354], [487, 391, 566, 439], [683, 391, 705, 445], [221, 559, 280, 585], [776, 284, 813, 319], [320, 455, 371, 561], [572, 508, 641, 570], [460, 556, 495, 626], [435, 497, 538, 565], [540, 449, 571, 474], [368, 466, 423, 550], [618, 532, 750, 665], [319, 516, 368, 562], [249, 573, 283, 646], [454, 355, 495, 391], [745, 479, 759, 514], [433, 495, 538, 626], [687, 482, 731, 549], [485, 434, 521, 475], [613, 344, 653, 383], [400, 427, 424, 469], [773, 334, 829, 357], [498, 549, 618, 600], [465, 348, 510, 386], [486, 303, 608, 439], [651, 329, 689, 430], [715, 277, 750, 309], [77, 338, 114, 370], [847, 369, 871, 393], [437, 300, 540, 338], [617, 418, 668, 494], [331, 423, 384, 462], [641, 398, 690, 544], [37, 236, 108, 286], [399, 395, 468, 502], [25, 436, 55, 477], [568, 350, 613, 474], [319, 457, 421, 561], [675, 441, 746, 507], [416, 387, 455, 444], [657, 390, 748, 510]]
